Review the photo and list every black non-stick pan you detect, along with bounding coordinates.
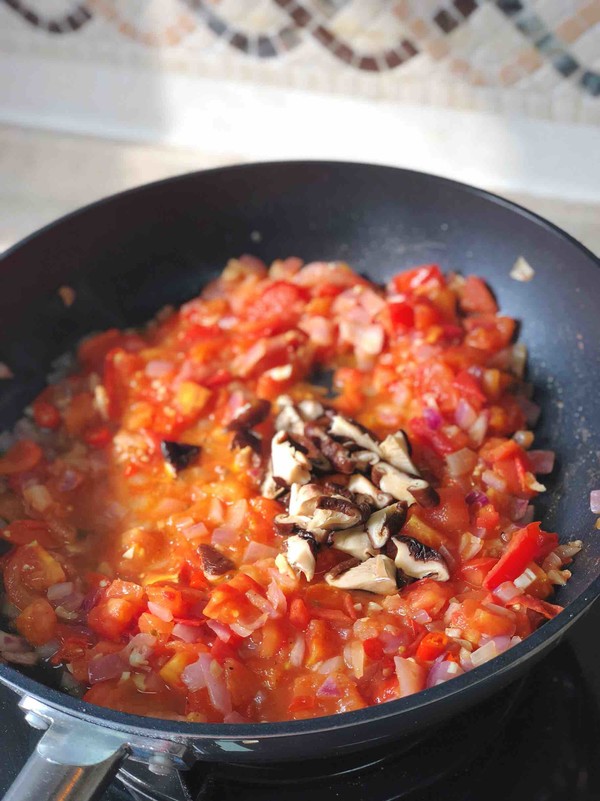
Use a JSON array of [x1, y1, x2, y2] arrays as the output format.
[[1, 162, 599, 801]]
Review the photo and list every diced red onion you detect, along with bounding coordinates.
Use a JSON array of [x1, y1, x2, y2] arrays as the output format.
[[182, 653, 212, 691], [206, 620, 232, 643], [590, 490, 600, 514], [459, 533, 482, 561], [224, 711, 249, 724], [298, 316, 334, 347], [527, 450, 555, 475], [555, 541, 583, 561], [360, 324, 385, 356], [446, 448, 477, 477], [470, 640, 498, 667], [473, 526, 488, 539], [208, 497, 225, 524], [316, 656, 344, 674], [468, 412, 489, 447], [123, 633, 156, 666], [482, 602, 515, 619], [465, 490, 489, 506], [522, 505, 535, 524], [423, 407, 442, 430], [206, 661, 233, 715], [379, 629, 408, 655], [172, 623, 202, 643], [412, 608, 432, 625], [242, 541, 279, 563], [509, 497, 530, 522], [145, 360, 174, 378], [147, 602, 173, 622], [513, 430, 534, 449], [227, 499, 248, 530], [230, 613, 268, 638], [182, 521, 209, 541], [427, 659, 464, 688], [47, 582, 74, 602], [246, 590, 276, 618], [211, 526, 238, 548], [0, 631, 29, 653], [455, 399, 477, 430], [35, 639, 59, 659], [3, 650, 39, 665], [266, 579, 287, 616], [493, 581, 523, 603], [439, 545, 457, 572], [289, 632, 305, 667], [394, 657, 426, 697], [317, 675, 340, 697], [482, 470, 507, 492], [88, 652, 127, 684], [58, 469, 83, 492], [517, 396, 541, 426], [459, 648, 473, 672]]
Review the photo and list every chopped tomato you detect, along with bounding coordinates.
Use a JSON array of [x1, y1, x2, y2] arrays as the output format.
[[88, 598, 140, 640], [16, 598, 57, 645], [390, 264, 443, 294], [0, 440, 42, 475], [460, 276, 498, 314], [483, 523, 557, 590], [289, 598, 311, 631], [32, 400, 61, 430], [1, 519, 55, 547]]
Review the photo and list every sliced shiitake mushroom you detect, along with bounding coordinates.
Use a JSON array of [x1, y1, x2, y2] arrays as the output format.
[[348, 474, 393, 510], [387, 535, 450, 581], [328, 414, 380, 453], [284, 533, 317, 581], [230, 429, 262, 455], [371, 462, 431, 506], [271, 431, 311, 485], [197, 544, 235, 578], [331, 528, 377, 561], [312, 495, 364, 531], [378, 431, 419, 475], [365, 502, 408, 549], [161, 440, 200, 472], [227, 399, 271, 431], [325, 554, 397, 595]]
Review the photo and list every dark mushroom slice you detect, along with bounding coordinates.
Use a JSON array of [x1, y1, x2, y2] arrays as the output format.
[[325, 554, 397, 595], [260, 463, 286, 500], [227, 399, 271, 431], [371, 462, 432, 506], [387, 535, 450, 581], [304, 422, 354, 474], [288, 483, 323, 517], [161, 440, 200, 473], [197, 544, 235, 579], [290, 434, 332, 473], [328, 414, 381, 453], [348, 474, 393, 510], [313, 495, 364, 531], [331, 528, 377, 561], [230, 429, 262, 455], [379, 431, 419, 475], [409, 485, 440, 508], [284, 533, 317, 581], [365, 502, 408, 549], [271, 431, 311, 485], [352, 449, 381, 473]]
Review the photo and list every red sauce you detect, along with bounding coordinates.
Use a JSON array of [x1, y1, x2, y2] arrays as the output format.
[[0, 257, 572, 723]]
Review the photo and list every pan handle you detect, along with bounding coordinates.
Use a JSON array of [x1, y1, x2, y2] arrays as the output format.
[[3, 744, 127, 801], [4, 698, 130, 801]]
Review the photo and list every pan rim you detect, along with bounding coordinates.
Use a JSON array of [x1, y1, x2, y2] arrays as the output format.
[[1, 160, 599, 741]]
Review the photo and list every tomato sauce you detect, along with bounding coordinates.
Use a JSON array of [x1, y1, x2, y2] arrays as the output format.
[[0, 257, 577, 723]]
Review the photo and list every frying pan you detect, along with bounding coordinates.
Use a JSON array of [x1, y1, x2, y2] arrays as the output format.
[[0, 162, 599, 801]]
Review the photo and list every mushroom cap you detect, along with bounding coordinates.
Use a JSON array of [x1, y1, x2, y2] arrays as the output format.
[[271, 431, 311, 485], [331, 528, 377, 561], [388, 535, 450, 581], [348, 473, 393, 509], [365, 502, 408, 549], [371, 462, 429, 506], [328, 414, 381, 453], [284, 534, 317, 581], [325, 554, 398, 595], [379, 431, 419, 475]]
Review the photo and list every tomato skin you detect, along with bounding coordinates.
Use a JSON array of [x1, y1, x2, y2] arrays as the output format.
[[84, 426, 112, 449], [363, 637, 384, 660], [17, 598, 57, 645], [32, 400, 61, 430], [460, 276, 498, 314], [1, 519, 55, 547], [388, 301, 415, 331], [289, 598, 311, 631], [0, 440, 43, 475], [3, 544, 66, 609], [483, 523, 557, 590], [390, 265, 443, 294], [247, 282, 308, 327]]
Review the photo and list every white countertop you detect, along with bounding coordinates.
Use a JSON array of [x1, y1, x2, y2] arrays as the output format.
[[1, 124, 598, 257]]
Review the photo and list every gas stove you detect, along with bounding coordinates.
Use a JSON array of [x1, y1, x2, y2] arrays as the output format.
[[2, 600, 599, 801]]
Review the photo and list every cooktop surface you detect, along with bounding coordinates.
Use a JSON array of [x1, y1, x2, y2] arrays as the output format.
[[2, 599, 599, 801]]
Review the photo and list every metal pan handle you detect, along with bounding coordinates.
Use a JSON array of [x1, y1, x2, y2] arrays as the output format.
[[4, 697, 130, 801], [3, 744, 127, 801]]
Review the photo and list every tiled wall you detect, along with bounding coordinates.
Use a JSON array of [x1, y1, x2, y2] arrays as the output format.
[[1, 0, 599, 124]]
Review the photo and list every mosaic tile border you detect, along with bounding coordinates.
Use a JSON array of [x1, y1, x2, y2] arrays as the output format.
[[1, 0, 599, 96]]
